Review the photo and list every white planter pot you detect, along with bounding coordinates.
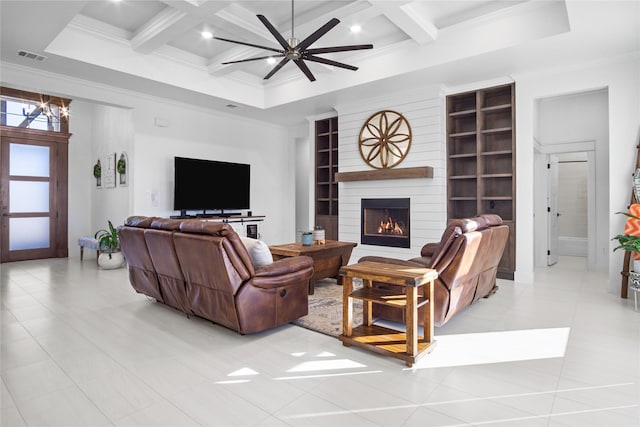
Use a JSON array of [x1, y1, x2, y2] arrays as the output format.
[[634, 259, 640, 273], [313, 229, 325, 244], [98, 251, 125, 270]]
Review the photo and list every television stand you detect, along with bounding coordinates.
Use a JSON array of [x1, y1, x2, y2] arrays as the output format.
[[218, 209, 241, 218], [170, 209, 195, 219]]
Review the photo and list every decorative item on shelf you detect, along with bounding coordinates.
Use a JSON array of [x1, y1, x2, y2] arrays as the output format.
[[359, 110, 412, 170], [95, 220, 124, 270], [93, 159, 102, 188], [313, 225, 326, 245], [612, 205, 640, 272], [117, 152, 128, 186], [634, 169, 640, 202], [301, 231, 313, 246]]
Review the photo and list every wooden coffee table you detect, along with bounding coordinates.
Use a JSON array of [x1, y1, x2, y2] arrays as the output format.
[[269, 240, 357, 294]]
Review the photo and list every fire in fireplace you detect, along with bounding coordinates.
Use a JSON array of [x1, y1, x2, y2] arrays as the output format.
[[378, 217, 406, 235], [361, 198, 410, 248]]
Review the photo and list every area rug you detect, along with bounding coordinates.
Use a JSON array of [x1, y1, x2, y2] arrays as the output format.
[[292, 279, 363, 337]]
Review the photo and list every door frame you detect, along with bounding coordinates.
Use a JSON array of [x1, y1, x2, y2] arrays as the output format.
[[534, 140, 596, 268], [0, 126, 70, 262], [547, 155, 559, 266]]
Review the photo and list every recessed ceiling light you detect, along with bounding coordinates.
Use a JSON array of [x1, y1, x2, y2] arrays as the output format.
[[201, 31, 213, 39], [350, 25, 362, 33], [266, 57, 276, 65]]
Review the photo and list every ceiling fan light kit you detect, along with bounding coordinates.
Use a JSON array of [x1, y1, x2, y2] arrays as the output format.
[[215, 0, 373, 82]]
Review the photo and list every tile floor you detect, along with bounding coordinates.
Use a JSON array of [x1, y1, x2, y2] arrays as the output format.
[[1, 256, 638, 426]]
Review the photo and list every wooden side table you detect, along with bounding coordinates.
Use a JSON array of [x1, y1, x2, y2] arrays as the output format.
[[339, 261, 438, 367], [269, 240, 357, 294]]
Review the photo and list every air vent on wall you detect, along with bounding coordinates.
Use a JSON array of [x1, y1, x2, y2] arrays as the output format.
[[17, 50, 47, 62]]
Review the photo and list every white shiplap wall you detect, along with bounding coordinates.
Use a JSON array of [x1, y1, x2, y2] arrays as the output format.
[[334, 86, 447, 263]]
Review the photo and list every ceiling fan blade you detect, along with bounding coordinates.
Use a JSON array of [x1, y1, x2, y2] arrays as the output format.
[[297, 18, 340, 51], [306, 44, 373, 55], [303, 55, 358, 71], [257, 14, 290, 50], [222, 54, 284, 65], [214, 36, 282, 54], [293, 59, 316, 82], [264, 57, 290, 80]]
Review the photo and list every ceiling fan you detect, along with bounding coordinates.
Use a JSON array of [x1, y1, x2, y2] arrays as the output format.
[[214, 0, 373, 82]]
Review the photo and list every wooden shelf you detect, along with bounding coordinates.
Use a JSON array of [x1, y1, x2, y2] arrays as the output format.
[[446, 83, 515, 279], [335, 166, 433, 182], [481, 103, 511, 112], [340, 324, 436, 362], [350, 288, 429, 309], [449, 108, 476, 117], [481, 173, 512, 178], [315, 117, 339, 240], [481, 127, 512, 134], [482, 150, 512, 156], [450, 196, 477, 201], [449, 131, 477, 138]]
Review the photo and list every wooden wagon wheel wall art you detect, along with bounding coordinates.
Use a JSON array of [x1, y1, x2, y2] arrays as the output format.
[[358, 110, 412, 169]]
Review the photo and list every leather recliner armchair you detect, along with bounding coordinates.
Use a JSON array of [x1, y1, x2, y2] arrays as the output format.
[[359, 214, 509, 327], [118, 217, 314, 334]]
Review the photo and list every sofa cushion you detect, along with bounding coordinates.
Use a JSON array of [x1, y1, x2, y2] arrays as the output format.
[[240, 236, 273, 268]]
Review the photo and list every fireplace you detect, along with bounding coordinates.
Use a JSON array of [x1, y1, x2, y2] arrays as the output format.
[[361, 198, 410, 248]]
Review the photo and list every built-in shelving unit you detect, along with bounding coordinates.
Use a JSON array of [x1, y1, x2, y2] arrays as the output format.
[[315, 117, 339, 240], [446, 83, 515, 279]]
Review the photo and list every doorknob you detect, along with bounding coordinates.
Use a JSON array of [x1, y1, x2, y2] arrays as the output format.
[[557, 212, 562, 217]]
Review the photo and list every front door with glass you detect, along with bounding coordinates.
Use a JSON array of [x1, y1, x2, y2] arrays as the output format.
[[1, 136, 60, 262]]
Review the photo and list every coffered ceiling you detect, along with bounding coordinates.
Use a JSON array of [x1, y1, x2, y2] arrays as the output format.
[[1, 1, 638, 125]]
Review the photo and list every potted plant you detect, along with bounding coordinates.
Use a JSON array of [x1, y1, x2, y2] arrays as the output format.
[[612, 210, 640, 271], [94, 220, 124, 269], [300, 230, 313, 246], [312, 225, 325, 245]]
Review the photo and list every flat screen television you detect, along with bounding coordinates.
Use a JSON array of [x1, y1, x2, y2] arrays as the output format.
[[173, 156, 250, 215]]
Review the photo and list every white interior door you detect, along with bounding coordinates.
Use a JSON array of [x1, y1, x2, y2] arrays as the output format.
[[548, 155, 559, 266]]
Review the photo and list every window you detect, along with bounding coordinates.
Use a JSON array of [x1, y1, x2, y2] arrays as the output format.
[[0, 87, 69, 133]]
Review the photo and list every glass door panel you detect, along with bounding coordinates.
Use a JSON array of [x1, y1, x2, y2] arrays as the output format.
[[9, 181, 50, 212], [10, 143, 50, 176], [9, 217, 50, 250]]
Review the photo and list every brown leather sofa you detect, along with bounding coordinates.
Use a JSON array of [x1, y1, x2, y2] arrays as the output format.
[[359, 214, 509, 327], [118, 216, 314, 334]]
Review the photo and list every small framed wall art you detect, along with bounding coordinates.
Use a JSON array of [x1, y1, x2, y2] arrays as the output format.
[[102, 152, 116, 189], [117, 152, 128, 187]]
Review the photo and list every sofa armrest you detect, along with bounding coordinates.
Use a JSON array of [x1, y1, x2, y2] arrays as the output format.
[[250, 256, 314, 289], [420, 243, 439, 258]]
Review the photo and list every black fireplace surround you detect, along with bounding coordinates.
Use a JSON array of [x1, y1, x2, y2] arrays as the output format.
[[361, 198, 410, 248]]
